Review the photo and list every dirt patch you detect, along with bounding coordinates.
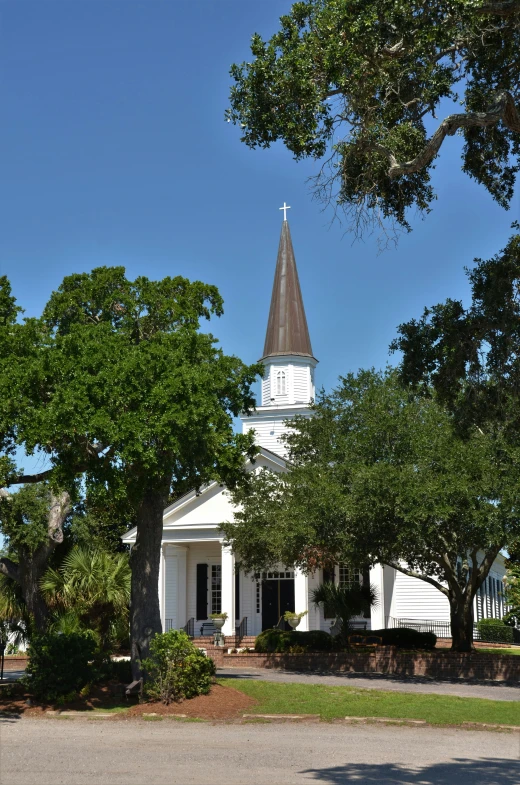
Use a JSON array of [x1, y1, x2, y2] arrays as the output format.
[[127, 683, 256, 720], [0, 682, 136, 718], [0, 682, 255, 721]]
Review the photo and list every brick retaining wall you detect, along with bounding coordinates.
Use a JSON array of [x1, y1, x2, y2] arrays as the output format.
[[1, 656, 28, 671], [210, 648, 520, 682]]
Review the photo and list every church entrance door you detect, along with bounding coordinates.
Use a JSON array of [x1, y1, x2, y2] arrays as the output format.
[[261, 578, 295, 631]]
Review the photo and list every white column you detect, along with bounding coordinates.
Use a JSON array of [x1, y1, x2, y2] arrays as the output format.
[[294, 568, 309, 631], [158, 545, 165, 630], [221, 544, 235, 637], [370, 563, 385, 630]]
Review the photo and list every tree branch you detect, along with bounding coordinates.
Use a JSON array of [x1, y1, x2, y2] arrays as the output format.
[[386, 562, 449, 596], [9, 469, 54, 485], [476, 1, 520, 16], [0, 557, 20, 583], [362, 91, 520, 179]]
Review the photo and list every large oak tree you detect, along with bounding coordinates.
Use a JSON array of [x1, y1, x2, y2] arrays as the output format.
[[0, 269, 260, 675], [227, 0, 520, 240], [222, 369, 519, 651]]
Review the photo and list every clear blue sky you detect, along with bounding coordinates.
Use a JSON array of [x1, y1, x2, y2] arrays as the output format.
[[1, 0, 518, 414]]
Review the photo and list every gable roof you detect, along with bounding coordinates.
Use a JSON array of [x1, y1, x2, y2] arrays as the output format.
[[121, 447, 288, 542]]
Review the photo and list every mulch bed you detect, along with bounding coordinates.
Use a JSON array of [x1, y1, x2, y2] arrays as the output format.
[[0, 682, 256, 721], [126, 684, 256, 719]]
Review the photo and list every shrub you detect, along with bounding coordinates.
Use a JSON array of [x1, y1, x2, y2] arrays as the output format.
[[143, 630, 216, 705], [370, 628, 437, 650], [477, 618, 514, 644], [255, 629, 334, 653], [23, 631, 97, 702]]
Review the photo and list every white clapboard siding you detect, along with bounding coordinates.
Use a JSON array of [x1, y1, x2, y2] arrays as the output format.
[[261, 376, 271, 406], [164, 553, 178, 629], [293, 364, 310, 404], [242, 418, 293, 457], [391, 570, 450, 621]]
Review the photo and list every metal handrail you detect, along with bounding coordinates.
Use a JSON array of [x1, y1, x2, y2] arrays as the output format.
[[183, 618, 195, 637], [236, 617, 248, 642]]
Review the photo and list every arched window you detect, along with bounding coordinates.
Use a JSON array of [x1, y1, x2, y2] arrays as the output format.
[[276, 370, 286, 396]]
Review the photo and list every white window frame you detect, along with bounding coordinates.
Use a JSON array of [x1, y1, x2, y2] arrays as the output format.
[[276, 370, 286, 396]]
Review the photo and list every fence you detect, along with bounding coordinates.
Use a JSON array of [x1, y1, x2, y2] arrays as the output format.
[[384, 615, 515, 642]]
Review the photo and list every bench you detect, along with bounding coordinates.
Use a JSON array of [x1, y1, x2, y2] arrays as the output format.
[[199, 622, 217, 637], [348, 634, 383, 648]]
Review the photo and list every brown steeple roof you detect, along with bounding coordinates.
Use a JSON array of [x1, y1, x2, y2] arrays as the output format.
[[261, 220, 314, 361]]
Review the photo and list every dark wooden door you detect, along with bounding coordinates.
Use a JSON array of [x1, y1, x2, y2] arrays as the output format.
[[261, 579, 295, 630]]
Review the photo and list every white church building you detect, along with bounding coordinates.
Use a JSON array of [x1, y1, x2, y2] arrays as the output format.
[[123, 216, 507, 641]]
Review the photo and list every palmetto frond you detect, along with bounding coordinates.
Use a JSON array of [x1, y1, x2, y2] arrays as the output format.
[[311, 581, 378, 642], [41, 546, 131, 612]]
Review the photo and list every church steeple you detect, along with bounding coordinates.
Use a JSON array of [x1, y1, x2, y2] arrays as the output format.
[[261, 219, 314, 361], [241, 212, 317, 457]]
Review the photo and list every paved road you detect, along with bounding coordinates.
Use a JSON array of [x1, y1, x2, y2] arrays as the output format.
[[218, 666, 520, 702], [1, 718, 518, 785], [0, 670, 25, 684]]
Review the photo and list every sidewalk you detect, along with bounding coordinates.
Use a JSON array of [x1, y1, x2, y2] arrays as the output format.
[[218, 666, 520, 701]]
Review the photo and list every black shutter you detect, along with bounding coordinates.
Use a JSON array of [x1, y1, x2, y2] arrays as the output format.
[[362, 567, 371, 618], [235, 568, 240, 621], [322, 567, 335, 619], [196, 564, 208, 620]]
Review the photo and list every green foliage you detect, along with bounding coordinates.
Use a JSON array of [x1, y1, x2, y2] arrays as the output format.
[[225, 368, 518, 650], [143, 630, 216, 704], [371, 628, 437, 650], [477, 618, 514, 643], [254, 628, 334, 653], [1, 267, 261, 663], [394, 231, 520, 443], [41, 546, 130, 651], [283, 610, 307, 621], [0, 571, 26, 623], [0, 484, 55, 555], [23, 631, 97, 701], [311, 583, 378, 643], [504, 565, 520, 627], [228, 0, 520, 239]]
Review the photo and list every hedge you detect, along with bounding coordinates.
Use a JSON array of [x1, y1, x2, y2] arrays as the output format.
[[477, 618, 514, 644], [370, 627, 437, 650], [255, 629, 334, 653]]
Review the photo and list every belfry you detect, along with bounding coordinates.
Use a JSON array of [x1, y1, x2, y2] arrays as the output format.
[[241, 216, 317, 458]]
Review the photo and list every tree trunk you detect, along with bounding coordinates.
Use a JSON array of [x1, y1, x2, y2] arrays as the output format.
[[0, 489, 70, 634], [129, 486, 166, 680], [449, 593, 475, 652], [19, 554, 51, 633]]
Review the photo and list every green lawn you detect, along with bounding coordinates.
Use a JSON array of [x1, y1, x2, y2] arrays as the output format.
[[221, 680, 520, 727], [477, 648, 520, 656]]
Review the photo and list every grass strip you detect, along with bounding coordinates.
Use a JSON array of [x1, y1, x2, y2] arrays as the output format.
[[220, 680, 520, 726]]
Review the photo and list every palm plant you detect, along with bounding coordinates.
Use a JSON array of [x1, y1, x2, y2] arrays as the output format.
[[311, 581, 378, 645], [0, 572, 30, 650], [41, 546, 131, 651]]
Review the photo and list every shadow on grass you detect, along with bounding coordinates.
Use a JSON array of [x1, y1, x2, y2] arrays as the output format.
[[300, 757, 520, 784]]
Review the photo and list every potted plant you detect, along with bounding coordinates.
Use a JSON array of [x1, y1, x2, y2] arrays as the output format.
[[284, 611, 307, 630], [209, 612, 228, 630]]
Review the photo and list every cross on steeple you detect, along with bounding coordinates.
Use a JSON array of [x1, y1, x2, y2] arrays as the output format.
[[279, 202, 291, 221]]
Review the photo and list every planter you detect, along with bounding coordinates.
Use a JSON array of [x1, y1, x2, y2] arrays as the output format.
[[212, 617, 225, 630], [287, 617, 301, 629]]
